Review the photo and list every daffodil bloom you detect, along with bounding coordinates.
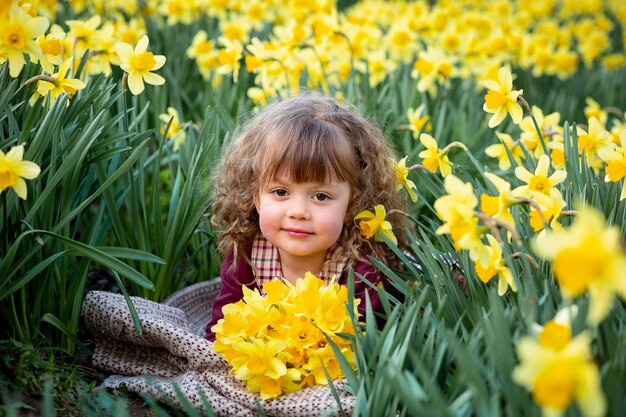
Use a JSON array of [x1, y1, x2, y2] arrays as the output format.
[[533, 204, 626, 325], [528, 191, 566, 234], [576, 117, 611, 172], [480, 172, 517, 229], [479, 66, 524, 128], [34, 31, 65, 74], [598, 131, 626, 200], [519, 106, 561, 158], [434, 175, 489, 266], [216, 36, 243, 83], [114, 35, 166, 95], [355, 204, 397, 245], [159, 107, 186, 151], [406, 104, 432, 138], [513, 318, 606, 417], [29, 58, 86, 107], [485, 131, 524, 170], [418, 133, 453, 177], [392, 157, 417, 202], [0, 145, 41, 199], [583, 97, 607, 126], [474, 234, 516, 295], [0, 1, 49, 77], [513, 154, 566, 200]]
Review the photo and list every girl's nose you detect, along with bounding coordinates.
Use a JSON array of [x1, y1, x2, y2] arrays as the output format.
[[287, 197, 310, 219]]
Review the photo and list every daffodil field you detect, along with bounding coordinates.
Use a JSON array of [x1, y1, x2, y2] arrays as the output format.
[[1, 0, 626, 415]]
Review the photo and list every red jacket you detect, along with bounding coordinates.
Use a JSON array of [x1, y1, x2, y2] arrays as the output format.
[[205, 247, 390, 341]]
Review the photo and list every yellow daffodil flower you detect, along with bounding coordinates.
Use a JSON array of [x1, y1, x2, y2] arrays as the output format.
[[474, 234, 517, 295], [533, 204, 626, 325], [480, 172, 519, 242], [29, 58, 86, 106], [0, 1, 49, 77], [513, 154, 566, 200], [583, 97, 607, 126], [576, 117, 611, 172], [519, 106, 561, 158], [355, 204, 398, 245], [434, 174, 489, 266], [34, 30, 65, 74], [480, 66, 524, 128], [528, 191, 566, 234], [406, 104, 432, 137], [65, 15, 101, 52], [216, 37, 243, 83], [159, 107, 186, 151], [513, 318, 606, 417], [392, 157, 418, 202], [114, 35, 166, 95], [418, 133, 453, 177], [485, 132, 524, 170], [0, 144, 41, 200], [598, 131, 626, 200]]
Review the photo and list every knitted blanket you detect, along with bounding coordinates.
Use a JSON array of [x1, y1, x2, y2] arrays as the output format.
[[81, 290, 355, 416]]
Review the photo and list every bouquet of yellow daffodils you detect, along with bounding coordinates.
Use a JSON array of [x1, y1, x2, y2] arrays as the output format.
[[211, 272, 360, 399]]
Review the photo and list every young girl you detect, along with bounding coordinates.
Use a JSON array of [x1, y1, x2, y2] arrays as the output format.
[[205, 93, 411, 341]]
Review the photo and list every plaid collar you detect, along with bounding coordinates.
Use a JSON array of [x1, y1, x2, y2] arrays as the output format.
[[251, 234, 349, 289]]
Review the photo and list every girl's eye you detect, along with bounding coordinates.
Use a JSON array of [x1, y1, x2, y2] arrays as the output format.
[[272, 189, 288, 197], [313, 193, 330, 202]]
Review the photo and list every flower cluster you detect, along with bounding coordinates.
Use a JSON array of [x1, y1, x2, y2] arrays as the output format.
[[211, 273, 360, 400]]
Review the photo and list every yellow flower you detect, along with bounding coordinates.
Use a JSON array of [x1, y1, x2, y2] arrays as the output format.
[[474, 234, 516, 295], [34, 30, 65, 74], [533, 204, 626, 325], [186, 30, 214, 60], [159, 107, 186, 151], [513, 319, 606, 417], [0, 145, 41, 199], [485, 131, 524, 170], [0, 1, 49, 77], [114, 35, 166, 95], [576, 117, 611, 172], [29, 58, 86, 107], [434, 175, 489, 266], [528, 191, 566, 234], [480, 172, 517, 230], [392, 156, 417, 202], [216, 36, 243, 83], [518, 106, 561, 158], [513, 154, 566, 200], [406, 104, 432, 138], [418, 133, 453, 177], [479, 66, 524, 128], [598, 130, 626, 200], [355, 204, 397, 245], [583, 97, 607, 126]]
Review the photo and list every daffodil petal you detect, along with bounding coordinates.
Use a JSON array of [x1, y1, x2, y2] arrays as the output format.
[[143, 72, 165, 86]]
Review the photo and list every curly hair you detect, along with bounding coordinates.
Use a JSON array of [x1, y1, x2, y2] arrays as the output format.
[[211, 92, 411, 271]]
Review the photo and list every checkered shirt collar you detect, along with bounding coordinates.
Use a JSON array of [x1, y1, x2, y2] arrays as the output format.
[[251, 234, 349, 289]]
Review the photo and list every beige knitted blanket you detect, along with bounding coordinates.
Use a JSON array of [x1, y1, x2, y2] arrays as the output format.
[[81, 291, 355, 416]]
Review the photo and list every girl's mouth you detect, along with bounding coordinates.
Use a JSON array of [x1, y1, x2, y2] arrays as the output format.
[[283, 228, 312, 237]]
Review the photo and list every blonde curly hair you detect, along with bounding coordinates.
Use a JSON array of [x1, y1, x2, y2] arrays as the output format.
[[211, 93, 411, 271]]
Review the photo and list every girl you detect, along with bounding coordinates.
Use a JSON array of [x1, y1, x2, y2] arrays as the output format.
[[205, 93, 411, 341]]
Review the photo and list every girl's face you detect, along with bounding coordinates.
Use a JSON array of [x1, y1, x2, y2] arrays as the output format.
[[255, 173, 351, 278]]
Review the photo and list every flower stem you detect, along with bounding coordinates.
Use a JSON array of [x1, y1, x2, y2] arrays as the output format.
[[518, 95, 550, 157]]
